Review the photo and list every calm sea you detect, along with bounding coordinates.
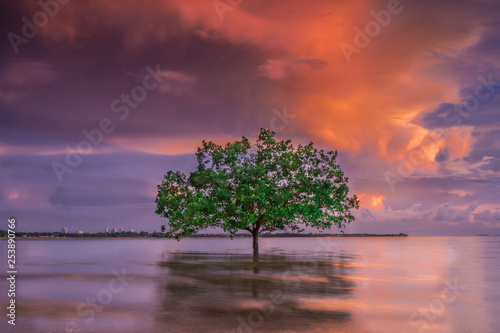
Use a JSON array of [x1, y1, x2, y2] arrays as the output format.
[[0, 236, 499, 333]]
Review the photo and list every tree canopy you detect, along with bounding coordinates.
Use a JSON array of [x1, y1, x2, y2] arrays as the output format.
[[155, 128, 359, 255]]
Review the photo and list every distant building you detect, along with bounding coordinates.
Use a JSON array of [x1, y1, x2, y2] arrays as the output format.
[[130, 229, 134, 233], [119, 228, 123, 233], [105, 227, 109, 233], [111, 228, 117, 233], [61, 227, 68, 234], [74, 230, 83, 234]]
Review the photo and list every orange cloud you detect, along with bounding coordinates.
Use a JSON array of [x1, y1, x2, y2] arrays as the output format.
[[358, 193, 387, 210], [443, 126, 475, 161], [8, 192, 19, 200], [107, 135, 238, 155], [18, 0, 486, 167]]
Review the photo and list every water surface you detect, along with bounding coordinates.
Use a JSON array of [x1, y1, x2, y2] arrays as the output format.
[[0, 236, 498, 333]]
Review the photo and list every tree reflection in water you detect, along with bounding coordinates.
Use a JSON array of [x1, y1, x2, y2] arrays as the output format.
[[155, 251, 356, 333]]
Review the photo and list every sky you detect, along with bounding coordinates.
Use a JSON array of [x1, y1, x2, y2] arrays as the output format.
[[0, 0, 499, 235]]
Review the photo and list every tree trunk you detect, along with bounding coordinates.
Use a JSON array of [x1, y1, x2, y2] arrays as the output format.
[[252, 231, 260, 275], [252, 231, 259, 257]]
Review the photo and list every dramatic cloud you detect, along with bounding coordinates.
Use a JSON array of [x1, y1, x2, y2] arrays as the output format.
[[0, 0, 499, 233]]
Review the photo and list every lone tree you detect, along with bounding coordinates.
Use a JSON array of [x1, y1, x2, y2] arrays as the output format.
[[155, 128, 359, 256]]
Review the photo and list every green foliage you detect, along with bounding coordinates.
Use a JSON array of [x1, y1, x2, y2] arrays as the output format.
[[155, 128, 359, 240]]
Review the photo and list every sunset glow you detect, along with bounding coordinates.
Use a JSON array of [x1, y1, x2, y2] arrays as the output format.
[[0, 0, 498, 234]]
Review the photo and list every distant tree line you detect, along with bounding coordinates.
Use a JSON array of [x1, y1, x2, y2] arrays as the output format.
[[0, 230, 165, 238], [188, 232, 408, 238], [0, 230, 407, 238]]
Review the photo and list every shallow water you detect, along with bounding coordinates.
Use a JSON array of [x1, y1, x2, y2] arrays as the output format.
[[0, 236, 498, 333]]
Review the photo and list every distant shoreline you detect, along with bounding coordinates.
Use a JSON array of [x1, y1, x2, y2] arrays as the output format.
[[195, 233, 409, 238], [1, 232, 409, 239], [3, 234, 498, 240]]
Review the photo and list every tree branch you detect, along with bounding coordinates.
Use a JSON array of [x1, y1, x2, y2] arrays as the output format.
[[259, 226, 277, 234]]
